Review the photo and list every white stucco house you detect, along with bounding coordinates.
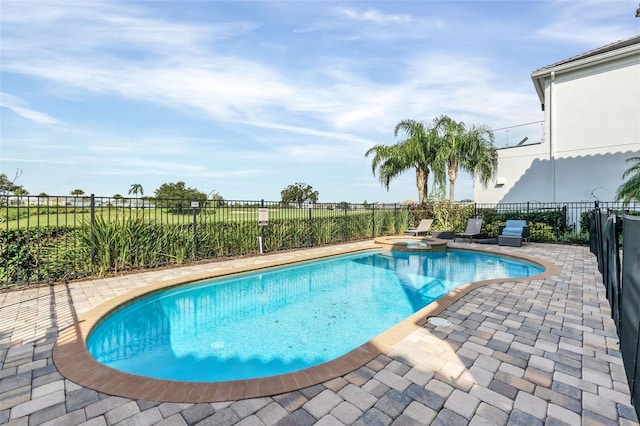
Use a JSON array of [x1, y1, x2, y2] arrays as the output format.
[[474, 35, 640, 203]]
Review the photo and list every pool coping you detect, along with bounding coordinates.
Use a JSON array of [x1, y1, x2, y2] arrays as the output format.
[[52, 244, 561, 403]]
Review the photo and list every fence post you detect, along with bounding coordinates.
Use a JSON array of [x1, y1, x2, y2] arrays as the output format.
[[474, 203, 477, 218], [371, 203, 376, 237], [394, 203, 398, 234], [308, 206, 313, 247], [261, 199, 265, 253], [342, 202, 351, 241], [192, 200, 198, 261], [90, 194, 96, 265]]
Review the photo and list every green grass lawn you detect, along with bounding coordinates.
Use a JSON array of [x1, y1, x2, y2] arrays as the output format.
[[1, 206, 377, 230]]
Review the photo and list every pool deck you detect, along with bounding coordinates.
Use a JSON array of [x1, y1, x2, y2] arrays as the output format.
[[1, 241, 638, 425]]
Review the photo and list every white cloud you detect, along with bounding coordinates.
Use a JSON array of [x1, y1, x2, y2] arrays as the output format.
[[1, 1, 247, 57], [335, 7, 415, 25], [0, 157, 78, 165], [294, 5, 443, 40], [88, 156, 262, 179], [0, 93, 63, 126], [243, 120, 375, 145], [536, 1, 637, 46], [272, 144, 353, 162]]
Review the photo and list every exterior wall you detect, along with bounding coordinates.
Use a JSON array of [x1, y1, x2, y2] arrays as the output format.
[[474, 143, 550, 204], [475, 47, 640, 203]]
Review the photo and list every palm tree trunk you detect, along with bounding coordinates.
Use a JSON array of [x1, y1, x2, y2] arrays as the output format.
[[416, 167, 429, 203], [448, 160, 458, 203], [449, 180, 455, 203]]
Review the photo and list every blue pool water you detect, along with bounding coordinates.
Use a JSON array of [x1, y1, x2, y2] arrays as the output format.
[[87, 250, 543, 382]]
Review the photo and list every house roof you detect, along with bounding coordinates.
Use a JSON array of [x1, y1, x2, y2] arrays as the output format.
[[530, 35, 640, 104], [532, 35, 640, 74]]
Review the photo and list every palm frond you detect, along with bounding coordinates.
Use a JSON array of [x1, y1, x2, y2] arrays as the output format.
[[621, 156, 640, 179], [616, 156, 640, 202]]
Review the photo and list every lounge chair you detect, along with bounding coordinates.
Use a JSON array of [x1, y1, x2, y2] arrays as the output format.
[[454, 218, 483, 242], [404, 219, 433, 236], [498, 220, 529, 247]]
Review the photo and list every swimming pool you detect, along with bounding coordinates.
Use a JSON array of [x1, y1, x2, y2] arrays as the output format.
[[87, 249, 544, 383]]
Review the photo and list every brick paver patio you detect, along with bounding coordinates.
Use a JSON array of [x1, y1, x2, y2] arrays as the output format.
[[1, 241, 638, 425]]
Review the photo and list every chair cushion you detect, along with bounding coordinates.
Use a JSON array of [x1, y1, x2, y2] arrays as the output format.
[[502, 227, 523, 237], [505, 220, 527, 228], [502, 220, 527, 237]]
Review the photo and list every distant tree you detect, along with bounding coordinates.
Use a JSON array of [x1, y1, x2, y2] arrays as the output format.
[[69, 189, 86, 207], [616, 156, 640, 202], [13, 187, 28, 205], [336, 201, 350, 210], [113, 194, 123, 199], [128, 183, 144, 198], [210, 191, 226, 207], [154, 181, 207, 213], [0, 170, 24, 197], [280, 182, 319, 207], [38, 192, 48, 197]]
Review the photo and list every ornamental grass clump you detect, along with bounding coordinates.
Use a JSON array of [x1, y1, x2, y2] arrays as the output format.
[[79, 216, 200, 273]]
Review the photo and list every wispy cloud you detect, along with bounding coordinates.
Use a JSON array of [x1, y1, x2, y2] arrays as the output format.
[[90, 158, 258, 179], [335, 7, 416, 25], [0, 93, 63, 126], [294, 5, 442, 40], [536, 1, 637, 46], [243, 120, 375, 145], [1, 157, 79, 165]]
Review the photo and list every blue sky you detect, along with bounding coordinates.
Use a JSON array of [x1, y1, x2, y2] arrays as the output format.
[[1, 1, 639, 203]]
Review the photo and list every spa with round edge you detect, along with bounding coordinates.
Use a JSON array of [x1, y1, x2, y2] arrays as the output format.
[[373, 235, 448, 252]]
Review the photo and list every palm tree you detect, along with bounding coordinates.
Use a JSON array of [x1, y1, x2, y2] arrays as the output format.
[[128, 183, 144, 198], [433, 115, 498, 203], [366, 120, 440, 204], [616, 156, 640, 202], [13, 187, 29, 205], [70, 189, 85, 207]]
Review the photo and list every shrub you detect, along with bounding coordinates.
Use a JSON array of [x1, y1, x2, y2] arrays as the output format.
[[408, 201, 473, 231], [529, 223, 555, 242], [557, 232, 589, 245], [0, 226, 81, 284], [482, 222, 502, 238]]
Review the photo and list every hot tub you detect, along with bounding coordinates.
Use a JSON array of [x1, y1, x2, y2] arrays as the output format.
[[373, 235, 448, 252]]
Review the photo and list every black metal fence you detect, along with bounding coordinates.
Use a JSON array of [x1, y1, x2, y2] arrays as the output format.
[[475, 200, 640, 235], [589, 210, 640, 420], [0, 195, 409, 286], [1, 195, 638, 287]]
